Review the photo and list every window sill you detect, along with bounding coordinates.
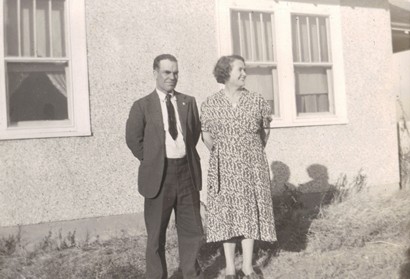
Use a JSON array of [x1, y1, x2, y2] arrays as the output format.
[[0, 128, 92, 141], [270, 115, 348, 128]]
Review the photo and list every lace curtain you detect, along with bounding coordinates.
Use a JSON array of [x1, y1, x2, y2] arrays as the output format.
[[8, 71, 66, 97]]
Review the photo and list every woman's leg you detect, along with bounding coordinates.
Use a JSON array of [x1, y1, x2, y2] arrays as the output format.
[[241, 239, 255, 275], [223, 242, 237, 275]]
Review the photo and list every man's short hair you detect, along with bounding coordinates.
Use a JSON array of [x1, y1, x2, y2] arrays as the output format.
[[213, 55, 245, 84], [153, 54, 178, 70]]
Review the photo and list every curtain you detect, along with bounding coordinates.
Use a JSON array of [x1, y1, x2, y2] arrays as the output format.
[[299, 94, 329, 113], [47, 73, 66, 97], [295, 67, 329, 113], [8, 69, 66, 97]]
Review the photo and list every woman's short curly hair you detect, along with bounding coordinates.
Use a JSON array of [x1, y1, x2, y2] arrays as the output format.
[[213, 55, 245, 84]]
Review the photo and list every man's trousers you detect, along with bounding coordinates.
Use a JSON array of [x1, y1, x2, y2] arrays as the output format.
[[144, 157, 204, 279]]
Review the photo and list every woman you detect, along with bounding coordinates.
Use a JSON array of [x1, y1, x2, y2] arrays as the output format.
[[201, 55, 276, 279]]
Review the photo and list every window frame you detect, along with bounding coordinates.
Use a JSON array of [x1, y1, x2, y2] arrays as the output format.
[[0, 0, 91, 140], [216, 0, 348, 128]]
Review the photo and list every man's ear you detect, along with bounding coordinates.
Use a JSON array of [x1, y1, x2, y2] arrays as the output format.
[[153, 70, 158, 79]]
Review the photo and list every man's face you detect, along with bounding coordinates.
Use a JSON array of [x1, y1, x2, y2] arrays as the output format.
[[154, 59, 179, 93]]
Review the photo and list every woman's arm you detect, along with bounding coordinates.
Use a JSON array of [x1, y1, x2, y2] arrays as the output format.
[[260, 128, 270, 148], [202, 131, 214, 151]]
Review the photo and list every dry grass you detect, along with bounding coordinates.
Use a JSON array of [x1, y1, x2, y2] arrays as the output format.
[[308, 190, 410, 252], [0, 234, 148, 279], [1, 178, 410, 279], [260, 183, 410, 279]]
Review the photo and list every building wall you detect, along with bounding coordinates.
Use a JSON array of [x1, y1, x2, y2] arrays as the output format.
[[0, 0, 400, 227], [267, 1, 399, 196], [0, 0, 219, 227], [263, 0, 399, 192]]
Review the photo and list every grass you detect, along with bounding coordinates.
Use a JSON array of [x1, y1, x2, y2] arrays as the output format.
[[261, 173, 410, 279], [261, 191, 410, 278], [1, 174, 409, 279], [0, 232, 148, 278]]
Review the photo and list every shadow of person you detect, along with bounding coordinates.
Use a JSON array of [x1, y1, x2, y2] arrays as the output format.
[[292, 164, 337, 251], [199, 241, 226, 279], [400, 247, 410, 279], [169, 240, 225, 279], [268, 162, 337, 253], [298, 164, 337, 216], [269, 161, 305, 252]]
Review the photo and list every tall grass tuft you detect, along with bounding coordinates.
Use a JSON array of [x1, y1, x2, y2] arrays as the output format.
[[262, 173, 410, 278], [308, 172, 409, 252]]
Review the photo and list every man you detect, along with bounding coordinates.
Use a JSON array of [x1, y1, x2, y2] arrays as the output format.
[[126, 54, 203, 279]]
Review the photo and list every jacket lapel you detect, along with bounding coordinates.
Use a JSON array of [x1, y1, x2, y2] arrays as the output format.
[[175, 92, 187, 140]]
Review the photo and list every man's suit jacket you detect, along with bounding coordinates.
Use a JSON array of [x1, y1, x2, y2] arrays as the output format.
[[126, 90, 202, 198]]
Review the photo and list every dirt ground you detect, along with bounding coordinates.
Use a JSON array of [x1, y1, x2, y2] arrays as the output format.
[[1, 187, 409, 279]]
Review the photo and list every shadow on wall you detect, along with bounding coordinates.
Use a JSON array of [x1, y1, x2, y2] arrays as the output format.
[[270, 161, 337, 252]]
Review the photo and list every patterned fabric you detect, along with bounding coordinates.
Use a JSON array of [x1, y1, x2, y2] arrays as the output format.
[[201, 88, 277, 243]]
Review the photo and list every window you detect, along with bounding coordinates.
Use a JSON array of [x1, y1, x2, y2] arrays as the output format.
[[230, 10, 279, 116], [216, 0, 347, 127], [0, 0, 90, 140], [292, 15, 333, 115]]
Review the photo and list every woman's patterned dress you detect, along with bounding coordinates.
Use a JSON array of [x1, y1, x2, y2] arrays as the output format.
[[201, 89, 277, 243]]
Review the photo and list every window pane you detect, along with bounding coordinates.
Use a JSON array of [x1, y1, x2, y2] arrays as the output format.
[[292, 15, 329, 63], [246, 67, 277, 114], [231, 11, 251, 59], [291, 16, 300, 62], [264, 13, 274, 61], [5, 0, 19, 56], [4, 0, 66, 58], [52, 0, 66, 57], [7, 63, 68, 123], [319, 17, 329, 62], [295, 67, 330, 113], [231, 11, 241, 57], [21, 0, 35, 56], [299, 16, 309, 62], [36, 0, 51, 57], [253, 13, 263, 60], [253, 12, 273, 61], [231, 10, 274, 62], [309, 17, 320, 62]]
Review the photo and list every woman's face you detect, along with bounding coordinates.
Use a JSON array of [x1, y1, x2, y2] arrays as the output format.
[[227, 59, 246, 88]]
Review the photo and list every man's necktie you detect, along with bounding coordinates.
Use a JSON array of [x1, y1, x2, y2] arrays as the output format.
[[166, 94, 178, 140]]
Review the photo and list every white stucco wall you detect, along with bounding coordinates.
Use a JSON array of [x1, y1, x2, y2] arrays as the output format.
[[0, 0, 400, 227]]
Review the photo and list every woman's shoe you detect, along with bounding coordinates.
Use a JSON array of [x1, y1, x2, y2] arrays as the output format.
[[243, 272, 260, 279], [225, 275, 237, 279]]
